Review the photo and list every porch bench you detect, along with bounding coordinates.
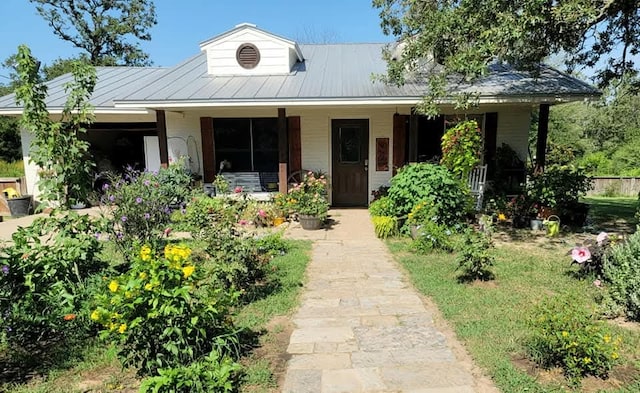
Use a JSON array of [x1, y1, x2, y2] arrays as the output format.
[[219, 172, 279, 193]]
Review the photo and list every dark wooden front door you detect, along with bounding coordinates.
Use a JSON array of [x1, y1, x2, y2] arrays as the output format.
[[331, 119, 369, 206]]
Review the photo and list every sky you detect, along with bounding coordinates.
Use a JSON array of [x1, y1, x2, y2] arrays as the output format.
[[0, 0, 390, 79]]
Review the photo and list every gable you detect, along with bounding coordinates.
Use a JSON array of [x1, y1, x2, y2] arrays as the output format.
[[199, 23, 303, 76]]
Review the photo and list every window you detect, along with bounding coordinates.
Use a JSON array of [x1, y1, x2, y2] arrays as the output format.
[[213, 118, 278, 172]]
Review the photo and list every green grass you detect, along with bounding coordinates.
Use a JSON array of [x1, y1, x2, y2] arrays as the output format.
[[584, 197, 638, 231], [234, 239, 312, 393], [388, 237, 640, 392]]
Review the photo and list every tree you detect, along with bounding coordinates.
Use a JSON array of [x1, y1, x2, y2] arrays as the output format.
[[373, 0, 640, 114], [29, 0, 157, 66], [15, 45, 96, 208]]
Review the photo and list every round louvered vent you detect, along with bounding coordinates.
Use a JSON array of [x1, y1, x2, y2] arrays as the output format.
[[236, 43, 260, 69]]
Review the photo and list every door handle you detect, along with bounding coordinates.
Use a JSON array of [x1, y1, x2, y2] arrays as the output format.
[[364, 159, 369, 172]]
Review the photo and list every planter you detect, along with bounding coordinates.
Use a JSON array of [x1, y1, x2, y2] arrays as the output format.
[[530, 218, 543, 231], [512, 215, 529, 229], [299, 215, 323, 230], [6, 195, 33, 217], [410, 224, 422, 239]]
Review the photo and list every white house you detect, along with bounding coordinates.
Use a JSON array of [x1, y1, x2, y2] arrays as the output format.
[[0, 23, 599, 207]]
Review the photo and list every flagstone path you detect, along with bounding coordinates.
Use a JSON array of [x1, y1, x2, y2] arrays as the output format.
[[283, 209, 498, 393]]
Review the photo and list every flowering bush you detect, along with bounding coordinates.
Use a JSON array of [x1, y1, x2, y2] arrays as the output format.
[[182, 195, 237, 240], [603, 230, 640, 321], [287, 171, 329, 220], [92, 243, 237, 376], [0, 213, 105, 347], [569, 232, 620, 278], [101, 166, 189, 252], [412, 220, 454, 253], [368, 196, 395, 217], [527, 295, 621, 382], [407, 199, 436, 225]]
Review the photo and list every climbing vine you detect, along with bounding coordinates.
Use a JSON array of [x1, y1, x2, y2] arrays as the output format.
[[440, 119, 483, 179]]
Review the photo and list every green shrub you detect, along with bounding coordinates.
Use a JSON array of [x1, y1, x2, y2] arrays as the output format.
[[387, 163, 471, 224], [412, 220, 454, 253], [455, 229, 494, 281], [603, 230, 640, 321], [526, 296, 621, 382], [0, 160, 24, 177], [368, 196, 394, 217], [253, 232, 290, 258], [102, 165, 192, 253], [526, 164, 593, 210], [92, 243, 237, 376], [371, 216, 398, 239], [139, 348, 241, 393], [0, 212, 105, 347], [183, 195, 237, 239]]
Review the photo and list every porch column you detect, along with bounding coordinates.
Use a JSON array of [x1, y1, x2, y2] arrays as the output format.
[[408, 111, 418, 163], [156, 110, 169, 168], [278, 108, 288, 194], [535, 103, 550, 173]]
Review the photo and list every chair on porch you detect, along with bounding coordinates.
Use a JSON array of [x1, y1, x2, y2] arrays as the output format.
[[468, 164, 488, 211]]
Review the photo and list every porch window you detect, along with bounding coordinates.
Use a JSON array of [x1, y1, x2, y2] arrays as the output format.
[[213, 118, 278, 172]]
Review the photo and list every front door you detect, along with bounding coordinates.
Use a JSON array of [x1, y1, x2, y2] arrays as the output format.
[[331, 119, 369, 206]]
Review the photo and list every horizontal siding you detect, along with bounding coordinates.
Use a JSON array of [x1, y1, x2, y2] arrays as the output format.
[[204, 29, 293, 76], [496, 106, 531, 162]]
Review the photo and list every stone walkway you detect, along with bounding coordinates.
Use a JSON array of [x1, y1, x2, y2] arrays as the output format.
[[283, 209, 498, 393]]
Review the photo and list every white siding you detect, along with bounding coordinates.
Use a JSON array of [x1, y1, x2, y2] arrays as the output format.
[[201, 29, 296, 76], [496, 106, 532, 162]]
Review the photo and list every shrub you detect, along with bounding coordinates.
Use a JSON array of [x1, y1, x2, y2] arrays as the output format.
[[368, 196, 395, 217], [183, 195, 238, 239], [139, 348, 241, 393], [603, 230, 640, 321], [156, 159, 193, 207], [440, 119, 483, 179], [287, 172, 329, 220], [0, 212, 105, 347], [526, 296, 621, 382], [526, 165, 593, 210], [412, 220, 454, 253], [92, 243, 237, 376], [387, 163, 471, 224], [455, 229, 494, 281], [253, 232, 290, 258], [101, 167, 183, 252], [0, 160, 24, 178], [569, 232, 620, 278], [371, 216, 398, 239]]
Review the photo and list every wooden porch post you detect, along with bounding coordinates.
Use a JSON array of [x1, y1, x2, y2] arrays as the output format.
[[408, 111, 418, 163], [278, 108, 288, 194], [535, 103, 550, 173], [156, 110, 169, 168]]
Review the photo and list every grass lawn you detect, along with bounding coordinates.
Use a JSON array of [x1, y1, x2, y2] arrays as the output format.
[[388, 231, 640, 392], [583, 197, 637, 233], [0, 239, 312, 393]]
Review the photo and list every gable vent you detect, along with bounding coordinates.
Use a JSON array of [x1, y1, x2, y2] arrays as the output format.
[[236, 43, 260, 69]]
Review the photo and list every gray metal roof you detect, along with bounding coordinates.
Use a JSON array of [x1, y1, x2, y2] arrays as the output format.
[[0, 43, 599, 111]]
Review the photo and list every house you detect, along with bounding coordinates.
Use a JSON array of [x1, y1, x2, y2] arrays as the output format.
[[0, 23, 599, 207]]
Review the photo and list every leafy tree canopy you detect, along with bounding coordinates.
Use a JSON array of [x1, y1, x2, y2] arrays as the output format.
[[29, 0, 157, 66], [373, 0, 640, 114]]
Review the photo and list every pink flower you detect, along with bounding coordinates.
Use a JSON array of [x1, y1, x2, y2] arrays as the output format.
[[258, 209, 266, 217], [593, 279, 602, 288], [163, 228, 172, 237], [596, 232, 608, 245], [239, 219, 248, 225], [571, 246, 591, 264], [234, 186, 243, 193]]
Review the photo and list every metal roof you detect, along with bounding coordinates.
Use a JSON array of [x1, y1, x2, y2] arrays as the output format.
[[0, 43, 599, 112]]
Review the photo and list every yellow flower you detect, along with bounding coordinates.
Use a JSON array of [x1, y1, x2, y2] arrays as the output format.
[[140, 245, 152, 261], [604, 334, 611, 343], [497, 213, 507, 221], [611, 352, 619, 360], [125, 291, 132, 299], [182, 265, 195, 279], [139, 272, 148, 280], [583, 357, 592, 364], [561, 331, 569, 337], [90, 309, 100, 321], [118, 323, 127, 334], [108, 280, 119, 293], [144, 283, 153, 291]]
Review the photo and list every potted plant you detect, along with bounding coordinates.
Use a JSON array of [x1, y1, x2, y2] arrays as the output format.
[[2, 187, 33, 217], [287, 172, 329, 230]]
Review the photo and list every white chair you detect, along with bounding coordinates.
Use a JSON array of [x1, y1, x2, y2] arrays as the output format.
[[468, 164, 488, 211]]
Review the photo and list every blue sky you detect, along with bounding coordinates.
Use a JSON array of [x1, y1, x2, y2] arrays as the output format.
[[0, 0, 389, 78]]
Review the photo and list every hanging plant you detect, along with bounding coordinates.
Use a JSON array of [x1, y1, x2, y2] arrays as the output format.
[[440, 119, 482, 179]]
